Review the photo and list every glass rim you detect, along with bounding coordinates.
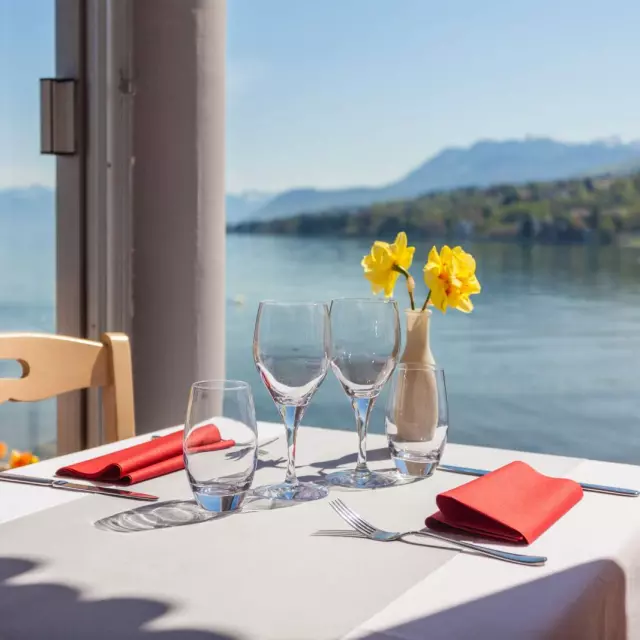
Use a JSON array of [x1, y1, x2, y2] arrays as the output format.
[[330, 297, 398, 304], [191, 379, 252, 392], [257, 300, 329, 307]]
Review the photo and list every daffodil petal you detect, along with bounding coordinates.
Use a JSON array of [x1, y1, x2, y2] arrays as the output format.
[[454, 295, 474, 313], [427, 246, 441, 267]]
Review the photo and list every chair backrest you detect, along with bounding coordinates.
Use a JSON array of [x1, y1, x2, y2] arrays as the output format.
[[0, 332, 135, 446]]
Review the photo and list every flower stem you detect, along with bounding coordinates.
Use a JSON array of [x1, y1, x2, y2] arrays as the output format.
[[421, 291, 431, 312], [393, 265, 415, 310]]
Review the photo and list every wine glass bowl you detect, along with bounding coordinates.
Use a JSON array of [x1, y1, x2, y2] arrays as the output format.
[[331, 355, 397, 396], [255, 354, 328, 406]]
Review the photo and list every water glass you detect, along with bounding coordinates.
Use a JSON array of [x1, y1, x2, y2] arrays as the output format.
[[385, 364, 448, 477], [184, 380, 258, 512], [328, 298, 400, 489], [253, 301, 331, 501]]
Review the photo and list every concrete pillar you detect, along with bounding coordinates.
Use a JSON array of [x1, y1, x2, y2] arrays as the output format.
[[131, 0, 226, 433]]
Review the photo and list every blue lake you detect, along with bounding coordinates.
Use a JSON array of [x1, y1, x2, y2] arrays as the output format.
[[227, 235, 640, 464], [1, 231, 640, 464]]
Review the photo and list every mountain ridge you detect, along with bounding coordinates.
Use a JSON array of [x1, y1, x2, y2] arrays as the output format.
[[5, 138, 640, 225], [248, 137, 640, 221]]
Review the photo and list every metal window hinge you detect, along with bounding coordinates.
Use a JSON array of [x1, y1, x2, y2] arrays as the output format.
[[40, 78, 77, 155]]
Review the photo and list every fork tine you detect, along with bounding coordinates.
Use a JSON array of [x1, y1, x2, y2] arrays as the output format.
[[331, 499, 375, 531], [329, 501, 373, 537], [337, 510, 372, 538], [330, 500, 375, 536], [332, 499, 376, 534], [329, 500, 366, 534]]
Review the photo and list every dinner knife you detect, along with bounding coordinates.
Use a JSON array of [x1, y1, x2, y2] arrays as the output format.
[[0, 473, 158, 501], [438, 464, 639, 497]]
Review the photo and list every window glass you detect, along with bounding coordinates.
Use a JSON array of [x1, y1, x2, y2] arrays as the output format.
[[0, 0, 56, 460], [226, 1, 640, 463]]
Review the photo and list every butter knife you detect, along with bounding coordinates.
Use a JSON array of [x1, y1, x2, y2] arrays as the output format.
[[0, 473, 158, 501], [438, 464, 639, 497]]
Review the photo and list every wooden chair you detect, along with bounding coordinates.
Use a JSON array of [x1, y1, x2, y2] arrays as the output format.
[[0, 332, 135, 446]]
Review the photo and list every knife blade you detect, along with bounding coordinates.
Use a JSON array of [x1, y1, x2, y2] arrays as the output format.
[[0, 473, 158, 501], [437, 464, 639, 497]]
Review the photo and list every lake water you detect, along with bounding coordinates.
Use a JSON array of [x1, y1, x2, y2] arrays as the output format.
[[226, 235, 640, 464], [1, 233, 640, 464]]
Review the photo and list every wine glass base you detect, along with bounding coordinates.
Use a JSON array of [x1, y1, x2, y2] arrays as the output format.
[[252, 481, 329, 502], [326, 469, 397, 489]]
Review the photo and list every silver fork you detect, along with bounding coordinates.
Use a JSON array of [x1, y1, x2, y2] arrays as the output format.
[[329, 498, 547, 567]]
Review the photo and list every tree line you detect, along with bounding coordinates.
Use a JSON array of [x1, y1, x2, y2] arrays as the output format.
[[229, 172, 640, 244]]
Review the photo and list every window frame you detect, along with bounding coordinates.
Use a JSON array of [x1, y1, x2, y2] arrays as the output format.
[[55, 0, 87, 454], [55, 0, 135, 452]]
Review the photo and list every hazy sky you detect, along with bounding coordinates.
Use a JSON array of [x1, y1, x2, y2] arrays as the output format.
[[0, 0, 55, 189], [2, 0, 640, 192]]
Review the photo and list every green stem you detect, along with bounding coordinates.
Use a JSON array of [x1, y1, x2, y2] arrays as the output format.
[[421, 291, 431, 312], [393, 265, 415, 310], [408, 290, 415, 311]]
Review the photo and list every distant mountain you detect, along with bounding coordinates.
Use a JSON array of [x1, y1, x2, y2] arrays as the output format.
[[249, 138, 640, 221], [594, 155, 640, 176], [225, 191, 274, 224], [0, 185, 54, 217], [1, 186, 272, 225]]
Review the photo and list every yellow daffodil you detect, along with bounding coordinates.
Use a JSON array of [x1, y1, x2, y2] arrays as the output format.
[[0, 441, 6, 459], [9, 449, 39, 469], [423, 245, 481, 313], [361, 232, 415, 300]]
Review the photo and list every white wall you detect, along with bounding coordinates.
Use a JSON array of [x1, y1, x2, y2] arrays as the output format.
[[131, 0, 226, 432]]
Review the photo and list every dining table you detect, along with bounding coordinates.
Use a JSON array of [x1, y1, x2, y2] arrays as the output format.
[[1, 422, 640, 640]]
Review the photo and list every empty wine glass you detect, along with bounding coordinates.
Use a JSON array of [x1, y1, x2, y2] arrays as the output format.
[[328, 298, 400, 489], [253, 301, 331, 501]]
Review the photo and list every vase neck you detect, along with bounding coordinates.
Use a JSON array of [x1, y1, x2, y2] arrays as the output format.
[[400, 310, 435, 365]]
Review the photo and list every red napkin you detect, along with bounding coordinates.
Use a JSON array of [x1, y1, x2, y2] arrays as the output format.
[[426, 461, 583, 544], [57, 425, 235, 485]]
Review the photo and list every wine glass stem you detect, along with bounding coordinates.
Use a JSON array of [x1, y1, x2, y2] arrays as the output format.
[[352, 396, 375, 475], [279, 404, 304, 486]]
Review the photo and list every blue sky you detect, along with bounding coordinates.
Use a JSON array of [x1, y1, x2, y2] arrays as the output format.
[[2, 0, 640, 192], [0, 0, 55, 188]]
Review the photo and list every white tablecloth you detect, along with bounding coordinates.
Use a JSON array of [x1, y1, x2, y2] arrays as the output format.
[[1, 423, 640, 639]]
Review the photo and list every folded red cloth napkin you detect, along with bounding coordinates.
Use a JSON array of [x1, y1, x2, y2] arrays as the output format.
[[426, 461, 583, 544], [57, 425, 235, 485]]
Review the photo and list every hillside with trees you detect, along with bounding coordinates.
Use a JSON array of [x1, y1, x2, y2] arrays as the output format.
[[229, 172, 640, 244]]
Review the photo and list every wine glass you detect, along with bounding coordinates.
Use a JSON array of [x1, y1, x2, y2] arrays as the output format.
[[253, 301, 331, 501], [327, 298, 400, 488]]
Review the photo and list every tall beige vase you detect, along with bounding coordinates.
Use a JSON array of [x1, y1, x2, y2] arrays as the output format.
[[394, 309, 439, 445]]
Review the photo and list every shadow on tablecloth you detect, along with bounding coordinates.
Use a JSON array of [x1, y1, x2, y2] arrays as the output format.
[[94, 497, 301, 533], [307, 447, 391, 471], [0, 556, 238, 640], [354, 559, 627, 640]]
